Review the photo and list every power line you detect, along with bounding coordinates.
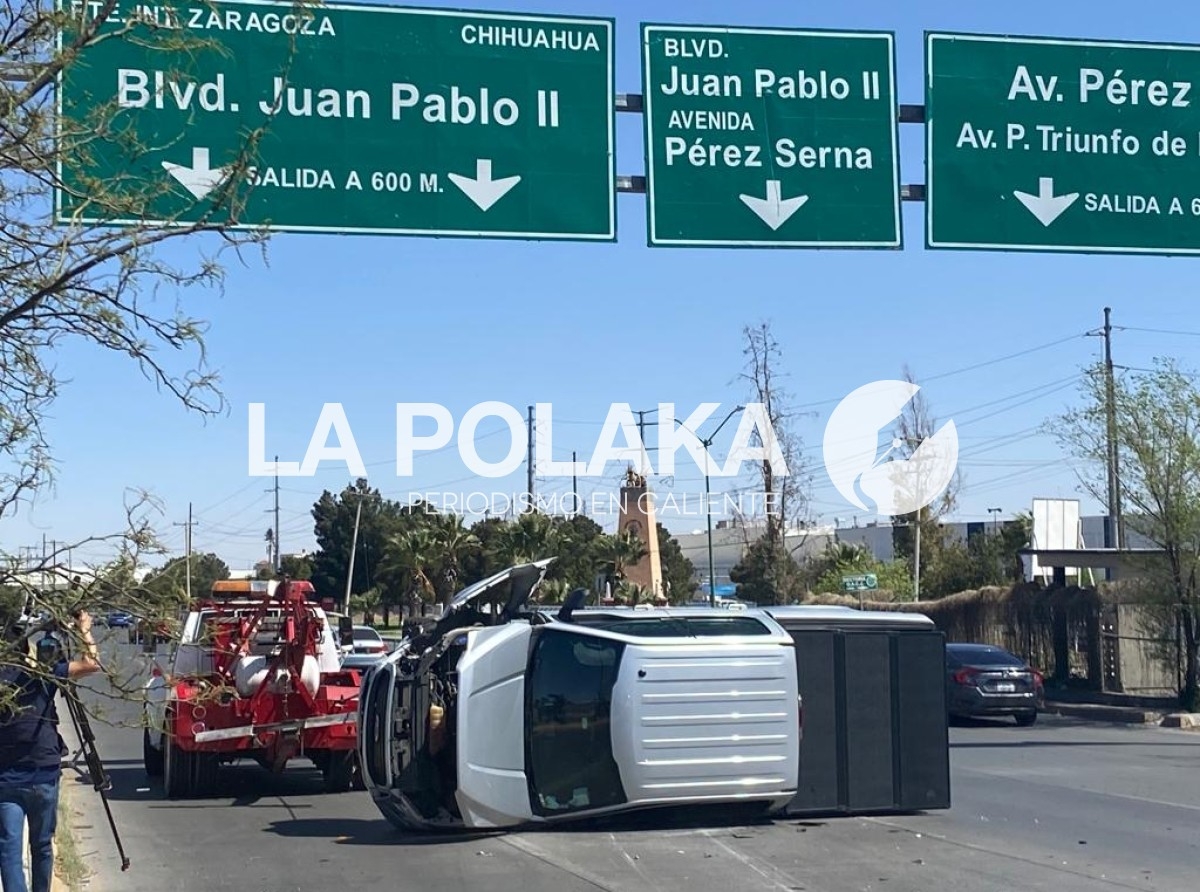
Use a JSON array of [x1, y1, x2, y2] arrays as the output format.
[[1120, 325, 1200, 337]]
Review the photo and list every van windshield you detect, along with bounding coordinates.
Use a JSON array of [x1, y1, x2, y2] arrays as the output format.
[[525, 629, 627, 816]]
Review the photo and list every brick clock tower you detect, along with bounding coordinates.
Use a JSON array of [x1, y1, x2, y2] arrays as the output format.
[[617, 467, 663, 597]]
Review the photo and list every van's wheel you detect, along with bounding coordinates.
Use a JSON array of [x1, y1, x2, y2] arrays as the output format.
[[143, 728, 164, 777], [323, 750, 355, 793], [163, 732, 193, 799], [1015, 711, 1038, 727]]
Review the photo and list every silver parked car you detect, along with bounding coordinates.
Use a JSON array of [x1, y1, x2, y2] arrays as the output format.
[[358, 560, 802, 831]]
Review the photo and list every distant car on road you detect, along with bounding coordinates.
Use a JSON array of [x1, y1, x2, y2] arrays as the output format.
[[340, 651, 387, 671], [104, 611, 135, 628], [946, 643, 1044, 726], [350, 625, 387, 656]]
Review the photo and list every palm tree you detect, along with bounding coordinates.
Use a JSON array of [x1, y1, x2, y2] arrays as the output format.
[[617, 580, 651, 607], [489, 512, 559, 567], [380, 525, 437, 616], [534, 578, 570, 606], [429, 513, 482, 605], [593, 530, 648, 595]]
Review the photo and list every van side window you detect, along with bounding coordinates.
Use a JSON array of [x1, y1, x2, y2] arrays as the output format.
[[525, 629, 627, 815]]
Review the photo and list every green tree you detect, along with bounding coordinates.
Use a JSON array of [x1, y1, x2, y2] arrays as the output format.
[[488, 511, 561, 567], [0, 4, 295, 518], [427, 513, 482, 604], [657, 523, 698, 604], [730, 537, 804, 605], [379, 524, 437, 615], [592, 529, 648, 597], [463, 516, 510, 580], [545, 515, 606, 589], [310, 480, 407, 606], [806, 542, 914, 601], [1054, 358, 1200, 709], [143, 552, 230, 600], [279, 553, 313, 580]]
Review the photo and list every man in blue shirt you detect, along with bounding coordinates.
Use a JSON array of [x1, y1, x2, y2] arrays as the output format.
[[0, 609, 101, 892]]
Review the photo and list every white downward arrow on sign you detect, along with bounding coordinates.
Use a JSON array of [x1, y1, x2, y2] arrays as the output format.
[[161, 147, 229, 200], [449, 159, 521, 211], [1013, 176, 1079, 227], [739, 180, 809, 230]]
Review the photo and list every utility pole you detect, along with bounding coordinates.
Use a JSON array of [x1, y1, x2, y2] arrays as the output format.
[[526, 405, 535, 513], [273, 457, 281, 572], [264, 456, 281, 572], [344, 495, 363, 612], [1102, 308, 1123, 554], [185, 503, 193, 599], [572, 450, 579, 518], [637, 410, 647, 473], [173, 506, 196, 599], [634, 409, 659, 476]]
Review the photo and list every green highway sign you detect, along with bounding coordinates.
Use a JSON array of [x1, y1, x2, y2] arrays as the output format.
[[57, 0, 615, 240], [927, 32, 1200, 255], [841, 573, 878, 592], [641, 24, 901, 248]]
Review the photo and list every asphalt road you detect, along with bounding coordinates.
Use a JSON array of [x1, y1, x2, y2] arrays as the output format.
[[60, 632, 1200, 892]]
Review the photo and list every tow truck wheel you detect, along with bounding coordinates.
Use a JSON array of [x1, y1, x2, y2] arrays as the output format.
[[323, 750, 355, 793], [143, 729, 164, 777], [163, 732, 192, 799], [191, 752, 219, 797]]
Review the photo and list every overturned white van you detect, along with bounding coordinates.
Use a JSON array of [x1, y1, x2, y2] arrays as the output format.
[[358, 560, 801, 831]]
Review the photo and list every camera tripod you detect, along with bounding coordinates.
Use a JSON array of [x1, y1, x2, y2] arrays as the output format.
[[60, 683, 131, 871]]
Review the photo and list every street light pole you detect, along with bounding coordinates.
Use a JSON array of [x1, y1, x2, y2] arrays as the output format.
[[704, 464, 716, 606], [914, 520, 921, 603], [988, 507, 1002, 535], [677, 406, 745, 608]]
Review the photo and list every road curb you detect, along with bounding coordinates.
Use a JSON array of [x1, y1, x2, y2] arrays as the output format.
[[1160, 712, 1200, 729], [1042, 702, 1165, 724]]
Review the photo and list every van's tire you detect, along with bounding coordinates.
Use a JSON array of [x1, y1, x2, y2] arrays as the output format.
[[323, 750, 355, 793], [1015, 711, 1038, 727], [143, 728, 164, 777]]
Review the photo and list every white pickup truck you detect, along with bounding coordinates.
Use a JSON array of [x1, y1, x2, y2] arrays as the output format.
[[358, 560, 801, 830]]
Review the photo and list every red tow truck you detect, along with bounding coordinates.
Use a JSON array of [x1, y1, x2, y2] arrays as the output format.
[[142, 578, 364, 797]]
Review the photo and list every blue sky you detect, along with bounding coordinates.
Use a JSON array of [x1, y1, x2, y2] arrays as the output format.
[[10, 0, 1200, 572]]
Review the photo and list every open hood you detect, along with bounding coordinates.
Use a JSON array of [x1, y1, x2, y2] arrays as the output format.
[[440, 558, 555, 622]]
